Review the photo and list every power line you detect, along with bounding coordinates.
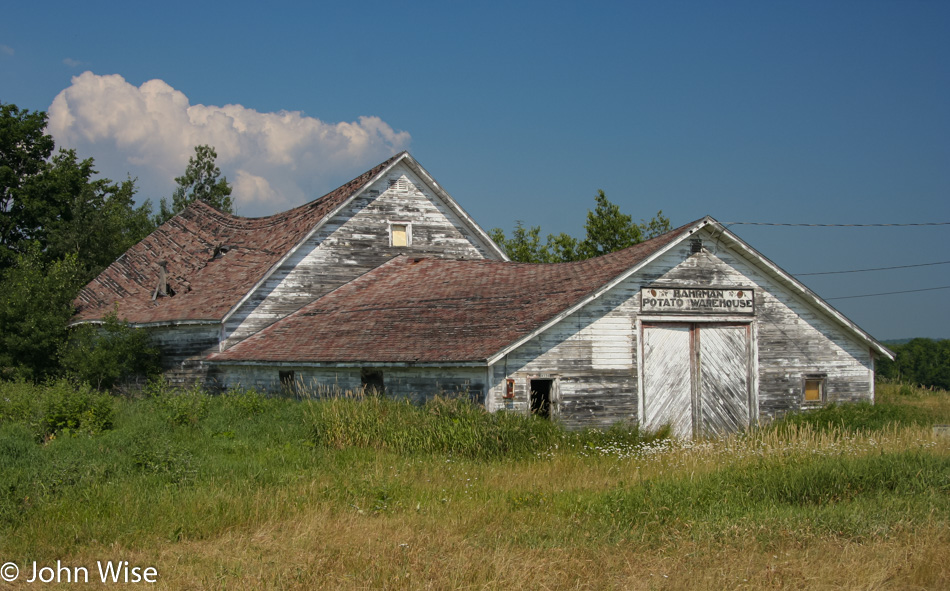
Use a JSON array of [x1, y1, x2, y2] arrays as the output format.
[[724, 221, 950, 227], [826, 285, 950, 301], [797, 260, 950, 276]]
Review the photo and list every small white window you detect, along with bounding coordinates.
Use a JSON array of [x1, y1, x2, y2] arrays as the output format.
[[390, 223, 410, 247]]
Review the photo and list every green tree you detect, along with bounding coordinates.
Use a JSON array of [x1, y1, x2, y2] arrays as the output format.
[[0, 102, 158, 380], [575, 190, 644, 259], [156, 145, 233, 224], [61, 311, 161, 391], [489, 222, 551, 263], [878, 339, 950, 390], [490, 191, 671, 263], [0, 246, 84, 380], [30, 150, 155, 281], [1, 104, 56, 269], [0, 103, 155, 279]]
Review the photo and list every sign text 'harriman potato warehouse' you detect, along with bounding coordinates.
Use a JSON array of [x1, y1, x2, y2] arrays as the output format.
[[640, 287, 755, 314]]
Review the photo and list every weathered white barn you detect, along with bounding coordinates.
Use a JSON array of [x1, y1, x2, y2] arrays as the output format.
[[74, 152, 894, 436]]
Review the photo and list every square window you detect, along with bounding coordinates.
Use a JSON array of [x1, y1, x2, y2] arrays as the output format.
[[391, 224, 408, 247]]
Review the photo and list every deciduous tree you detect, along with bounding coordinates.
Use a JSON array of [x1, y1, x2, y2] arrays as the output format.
[[155, 145, 233, 224], [490, 191, 670, 263]]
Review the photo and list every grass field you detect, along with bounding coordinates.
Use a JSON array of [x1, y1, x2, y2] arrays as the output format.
[[0, 380, 948, 590]]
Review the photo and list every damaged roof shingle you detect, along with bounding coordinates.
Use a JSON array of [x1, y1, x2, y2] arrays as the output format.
[[73, 152, 407, 324], [208, 220, 697, 364]]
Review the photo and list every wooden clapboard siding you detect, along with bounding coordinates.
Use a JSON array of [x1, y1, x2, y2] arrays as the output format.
[[222, 163, 496, 348], [209, 364, 486, 403], [146, 324, 221, 369], [647, 227, 874, 420], [487, 225, 873, 431]]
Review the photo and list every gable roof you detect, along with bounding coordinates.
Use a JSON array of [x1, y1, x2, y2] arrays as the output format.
[[207, 220, 698, 365], [208, 215, 894, 366], [74, 151, 499, 325], [694, 218, 894, 360]]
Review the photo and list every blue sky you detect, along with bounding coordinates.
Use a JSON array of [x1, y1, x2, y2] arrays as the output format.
[[2, 0, 948, 340]]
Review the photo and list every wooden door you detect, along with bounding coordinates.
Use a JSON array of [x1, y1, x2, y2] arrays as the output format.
[[698, 324, 751, 436], [641, 323, 752, 438], [642, 324, 693, 438]]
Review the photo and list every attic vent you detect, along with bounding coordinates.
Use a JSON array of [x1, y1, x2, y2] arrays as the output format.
[[389, 176, 410, 192], [690, 238, 703, 254]]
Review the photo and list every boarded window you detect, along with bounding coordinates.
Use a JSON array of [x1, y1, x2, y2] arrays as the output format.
[[391, 224, 408, 247], [804, 376, 825, 403]]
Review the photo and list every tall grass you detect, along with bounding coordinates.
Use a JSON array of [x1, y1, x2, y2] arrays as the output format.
[[0, 379, 947, 589]]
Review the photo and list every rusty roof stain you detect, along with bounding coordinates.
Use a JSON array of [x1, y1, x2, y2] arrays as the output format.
[[73, 152, 406, 324], [208, 220, 698, 365]]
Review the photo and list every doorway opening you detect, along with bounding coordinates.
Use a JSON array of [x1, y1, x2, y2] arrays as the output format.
[[529, 379, 553, 418]]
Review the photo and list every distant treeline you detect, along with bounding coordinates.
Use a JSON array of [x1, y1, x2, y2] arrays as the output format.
[[877, 338, 950, 390]]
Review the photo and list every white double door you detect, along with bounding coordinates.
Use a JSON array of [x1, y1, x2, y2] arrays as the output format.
[[641, 323, 753, 438]]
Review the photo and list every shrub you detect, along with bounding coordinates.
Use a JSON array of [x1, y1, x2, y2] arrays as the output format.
[[149, 380, 210, 427], [40, 380, 114, 436], [222, 386, 271, 417], [60, 310, 161, 391]]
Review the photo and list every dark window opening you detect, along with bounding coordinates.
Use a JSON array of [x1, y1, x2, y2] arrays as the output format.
[[530, 379, 553, 418], [279, 370, 297, 395], [361, 368, 385, 394]]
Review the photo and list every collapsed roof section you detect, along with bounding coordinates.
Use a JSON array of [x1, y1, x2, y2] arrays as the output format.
[[74, 152, 407, 325]]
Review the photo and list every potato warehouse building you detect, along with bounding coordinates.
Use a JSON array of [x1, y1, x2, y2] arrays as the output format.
[[73, 153, 894, 437]]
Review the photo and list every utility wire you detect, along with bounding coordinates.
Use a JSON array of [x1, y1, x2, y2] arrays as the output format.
[[826, 285, 950, 300], [724, 221, 950, 227], [797, 260, 950, 276]]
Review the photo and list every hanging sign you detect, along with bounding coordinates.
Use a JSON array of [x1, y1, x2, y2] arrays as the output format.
[[640, 286, 755, 315]]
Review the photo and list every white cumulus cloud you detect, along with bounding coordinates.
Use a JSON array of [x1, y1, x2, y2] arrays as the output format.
[[47, 72, 411, 216]]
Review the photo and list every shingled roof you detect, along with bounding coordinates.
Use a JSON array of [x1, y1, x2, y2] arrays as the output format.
[[208, 219, 699, 365], [73, 152, 407, 324]]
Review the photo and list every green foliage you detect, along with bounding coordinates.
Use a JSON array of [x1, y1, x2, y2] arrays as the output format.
[[769, 400, 933, 433], [0, 379, 114, 439], [0, 102, 157, 382], [491, 190, 670, 262], [60, 311, 161, 390], [0, 383, 946, 570], [155, 145, 233, 224], [148, 380, 211, 427], [221, 386, 272, 417], [0, 104, 155, 278], [585, 450, 949, 533], [488, 222, 552, 263], [39, 380, 114, 437], [0, 104, 55, 270], [125, 432, 196, 484], [308, 394, 566, 459], [878, 338, 950, 390], [0, 247, 84, 380]]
